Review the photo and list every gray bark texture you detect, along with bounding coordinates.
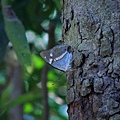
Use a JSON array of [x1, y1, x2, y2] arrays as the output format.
[[61, 0, 120, 120]]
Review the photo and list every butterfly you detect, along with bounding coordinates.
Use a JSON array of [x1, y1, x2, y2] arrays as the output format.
[[40, 44, 73, 72]]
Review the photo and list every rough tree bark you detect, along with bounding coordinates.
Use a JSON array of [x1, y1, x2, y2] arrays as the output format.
[[61, 0, 120, 120]]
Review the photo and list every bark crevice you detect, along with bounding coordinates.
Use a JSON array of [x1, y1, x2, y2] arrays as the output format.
[[62, 0, 120, 120]]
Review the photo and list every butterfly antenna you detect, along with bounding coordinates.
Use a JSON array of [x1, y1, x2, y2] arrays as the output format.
[[52, 71, 65, 85]]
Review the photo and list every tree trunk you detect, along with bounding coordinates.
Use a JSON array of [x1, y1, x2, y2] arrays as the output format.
[[62, 0, 120, 120], [5, 49, 23, 120]]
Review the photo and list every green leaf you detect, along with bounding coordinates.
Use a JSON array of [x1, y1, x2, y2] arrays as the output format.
[[32, 54, 45, 69], [0, 91, 41, 115], [52, 0, 61, 11], [24, 102, 33, 113], [2, 2, 31, 68]]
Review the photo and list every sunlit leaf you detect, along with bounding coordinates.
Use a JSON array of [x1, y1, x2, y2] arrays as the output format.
[[24, 103, 33, 113], [32, 54, 45, 69], [47, 71, 58, 81]]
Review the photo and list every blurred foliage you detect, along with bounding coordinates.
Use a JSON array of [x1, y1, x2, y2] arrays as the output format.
[[0, 0, 68, 120]]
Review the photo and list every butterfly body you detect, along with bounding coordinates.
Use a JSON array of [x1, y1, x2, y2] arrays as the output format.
[[40, 45, 73, 72]]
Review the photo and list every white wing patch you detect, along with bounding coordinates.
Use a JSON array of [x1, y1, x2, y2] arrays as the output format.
[[49, 58, 53, 64], [40, 45, 73, 72], [50, 53, 53, 57], [52, 52, 72, 72], [54, 51, 67, 61]]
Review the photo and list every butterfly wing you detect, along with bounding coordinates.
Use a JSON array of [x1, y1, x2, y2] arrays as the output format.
[[40, 50, 53, 64], [40, 45, 73, 72], [52, 52, 72, 72]]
